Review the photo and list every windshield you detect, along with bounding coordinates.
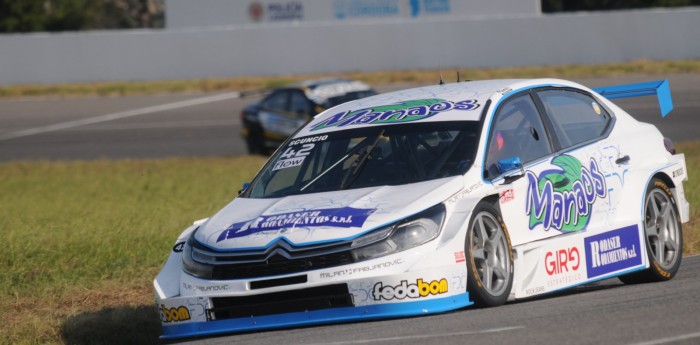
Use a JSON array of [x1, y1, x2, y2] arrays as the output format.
[[247, 122, 480, 198]]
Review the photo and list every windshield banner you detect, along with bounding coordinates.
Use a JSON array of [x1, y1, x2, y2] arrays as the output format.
[[217, 207, 377, 242], [311, 98, 479, 131]]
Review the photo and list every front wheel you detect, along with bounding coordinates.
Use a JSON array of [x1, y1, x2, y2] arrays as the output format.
[[465, 202, 514, 307], [620, 178, 682, 284]]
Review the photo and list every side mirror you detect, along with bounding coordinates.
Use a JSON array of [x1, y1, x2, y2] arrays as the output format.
[[498, 157, 525, 185], [498, 156, 522, 174], [238, 182, 250, 195]]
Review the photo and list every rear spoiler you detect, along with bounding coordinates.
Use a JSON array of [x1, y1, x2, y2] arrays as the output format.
[[593, 79, 673, 117]]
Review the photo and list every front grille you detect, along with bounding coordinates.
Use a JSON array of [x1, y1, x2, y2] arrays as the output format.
[[192, 238, 356, 280], [212, 251, 354, 279], [208, 284, 353, 320]]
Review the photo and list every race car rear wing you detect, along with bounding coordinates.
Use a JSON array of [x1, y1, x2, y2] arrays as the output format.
[[593, 79, 673, 117]]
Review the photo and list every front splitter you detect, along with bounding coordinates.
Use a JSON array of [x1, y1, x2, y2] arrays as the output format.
[[161, 292, 472, 339]]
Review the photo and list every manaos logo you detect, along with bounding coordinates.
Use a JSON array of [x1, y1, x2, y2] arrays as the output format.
[[372, 278, 448, 301], [526, 155, 607, 232], [545, 247, 580, 276], [310, 98, 479, 131]]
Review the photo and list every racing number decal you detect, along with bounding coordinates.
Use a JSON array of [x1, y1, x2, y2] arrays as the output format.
[[280, 144, 314, 159], [273, 144, 314, 171]]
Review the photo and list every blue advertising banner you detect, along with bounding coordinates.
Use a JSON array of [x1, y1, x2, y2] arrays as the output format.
[[584, 225, 643, 279], [217, 207, 376, 242]]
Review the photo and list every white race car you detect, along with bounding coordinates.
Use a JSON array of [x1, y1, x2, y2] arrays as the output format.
[[155, 78, 689, 339]]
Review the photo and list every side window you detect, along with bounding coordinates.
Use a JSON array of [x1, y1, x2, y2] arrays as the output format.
[[289, 91, 313, 117], [485, 94, 552, 179], [261, 91, 288, 112], [537, 90, 611, 148]]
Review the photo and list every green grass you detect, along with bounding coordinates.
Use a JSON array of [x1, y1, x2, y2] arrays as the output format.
[[0, 157, 267, 344], [1, 59, 700, 99], [678, 142, 700, 252], [0, 144, 697, 344]]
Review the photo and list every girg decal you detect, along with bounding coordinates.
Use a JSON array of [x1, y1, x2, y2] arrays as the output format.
[[217, 207, 376, 242], [545, 246, 580, 276], [526, 155, 607, 232], [311, 98, 479, 131]]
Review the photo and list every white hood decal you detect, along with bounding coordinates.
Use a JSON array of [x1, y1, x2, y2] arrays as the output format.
[[196, 177, 463, 250]]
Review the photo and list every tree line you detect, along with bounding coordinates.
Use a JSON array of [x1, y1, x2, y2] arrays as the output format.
[[542, 0, 700, 12], [0, 0, 163, 33], [0, 0, 697, 33]]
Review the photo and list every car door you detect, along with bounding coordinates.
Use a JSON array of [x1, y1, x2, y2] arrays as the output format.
[[533, 88, 623, 236], [495, 87, 622, 248], [483, 91, 561, 247]]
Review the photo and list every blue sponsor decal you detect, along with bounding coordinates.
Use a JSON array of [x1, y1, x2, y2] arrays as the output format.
[[584, 225, 642, 279], [333, 0, 400, 19], [409, 0, 451, 17], [217, 207, 376, 242]]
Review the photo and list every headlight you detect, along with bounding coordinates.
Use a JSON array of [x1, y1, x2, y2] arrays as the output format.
[[182, 228, 214, 279], [351, 204, 445, 262]]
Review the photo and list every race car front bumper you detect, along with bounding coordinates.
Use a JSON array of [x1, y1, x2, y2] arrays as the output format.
[[155, 249, 472, 339], [159, 291, 471, 339]]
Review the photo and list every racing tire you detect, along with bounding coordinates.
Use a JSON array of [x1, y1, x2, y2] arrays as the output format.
[[465, 201, 514, 307], [619, 178, 682, 284]]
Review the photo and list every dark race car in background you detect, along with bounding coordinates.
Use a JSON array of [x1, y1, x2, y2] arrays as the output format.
[[241, 78, 375, 154]]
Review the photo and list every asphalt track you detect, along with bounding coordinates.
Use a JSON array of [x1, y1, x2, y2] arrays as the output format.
[[170, 255, 700, 345], [0, 75, 699, 162]]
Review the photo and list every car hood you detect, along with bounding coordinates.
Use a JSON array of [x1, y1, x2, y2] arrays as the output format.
[[195, 176, 463, 250]]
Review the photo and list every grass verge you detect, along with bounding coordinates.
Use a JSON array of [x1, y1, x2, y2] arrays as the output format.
[[0, 144, 697, 344], [1, 59, 700, 99]]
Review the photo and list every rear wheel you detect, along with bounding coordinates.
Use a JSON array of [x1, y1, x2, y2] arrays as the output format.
[[465, 202, 514, 307], [620, 178, 682, 284]]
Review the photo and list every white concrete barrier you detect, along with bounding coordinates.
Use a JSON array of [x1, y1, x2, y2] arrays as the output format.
[[0, 8, 698, 85]]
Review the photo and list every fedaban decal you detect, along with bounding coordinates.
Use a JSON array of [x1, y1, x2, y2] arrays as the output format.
[[372, 278, 448, 300], [311, 98, 479, 131], [526, 155, 607, 232], [217, 207, 376, 242], [585, 225, 641, 278]]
